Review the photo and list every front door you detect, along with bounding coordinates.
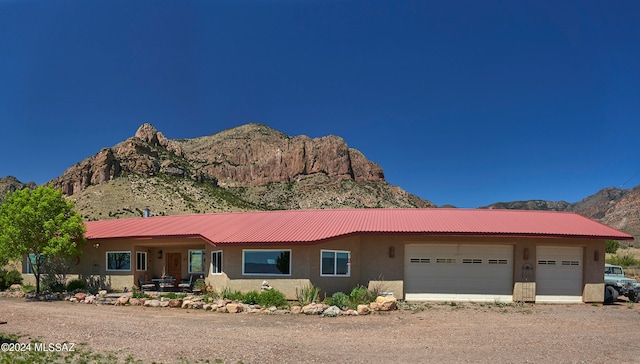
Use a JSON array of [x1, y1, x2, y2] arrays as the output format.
[[167, 253, 182, 286]]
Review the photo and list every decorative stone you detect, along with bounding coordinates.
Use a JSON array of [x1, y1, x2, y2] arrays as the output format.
[[144, 299, 161, 307], [357, 304, 371, 315], [130, 298, 142, 306], [69, 297, 78, 303], [98, 290, 107, 297], [9, 284, 22, 291], [192, 302, 205, 309], [84, 295, 96, 304], [226, 303, 243, 313], [181, 300, 192, 309], [168, 299, 183, 308], [203, 304, 212, 311], [117, 296, 130, 305], [372, 296, 397, 311], [302, 303, 326, 315], [323, 306, 341, 317], [74, 292, 87, 301], [290, 305, 302, 314], [160, 300, 170, 308]]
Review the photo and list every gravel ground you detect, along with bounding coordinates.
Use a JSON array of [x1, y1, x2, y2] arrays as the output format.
[[2, 298, 640, 363]]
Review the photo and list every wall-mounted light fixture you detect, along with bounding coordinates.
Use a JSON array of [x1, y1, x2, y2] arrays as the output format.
[[594, 250, 599, 261], [523, 248, 529, 260], [389, 246, 395, 258], [157, 250, 163, 259], [93, 243, 100, 249]]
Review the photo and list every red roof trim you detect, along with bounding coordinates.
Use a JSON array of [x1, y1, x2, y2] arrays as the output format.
[[84, 208, 634, 244]]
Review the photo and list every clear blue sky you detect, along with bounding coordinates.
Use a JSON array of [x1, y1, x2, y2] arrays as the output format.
[[1, 0, 639, 208]]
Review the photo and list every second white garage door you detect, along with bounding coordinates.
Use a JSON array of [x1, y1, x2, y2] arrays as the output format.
[[405, 244, 513, 302], [536, 246, 583, 303]]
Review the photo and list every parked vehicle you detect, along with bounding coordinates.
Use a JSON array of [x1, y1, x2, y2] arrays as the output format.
[[604, 263, 640, 303]]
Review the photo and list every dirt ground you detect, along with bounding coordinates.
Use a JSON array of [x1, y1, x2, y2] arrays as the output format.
[[2, 298, 640, 364]]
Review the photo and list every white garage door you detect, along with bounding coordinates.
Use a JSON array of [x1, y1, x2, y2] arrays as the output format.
[[536, 246, 583, 303], [405, 244, 513, 303]]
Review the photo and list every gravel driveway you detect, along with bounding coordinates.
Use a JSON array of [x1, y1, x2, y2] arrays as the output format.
[[2, 298, 640, 363]]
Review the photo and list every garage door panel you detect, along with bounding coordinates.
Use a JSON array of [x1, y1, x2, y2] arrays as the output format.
[[405, 244, 513, 299], [536, 246, 583, 302]]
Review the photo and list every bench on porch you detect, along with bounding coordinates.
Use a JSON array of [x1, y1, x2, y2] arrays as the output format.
[[138, 276, 156, 292]]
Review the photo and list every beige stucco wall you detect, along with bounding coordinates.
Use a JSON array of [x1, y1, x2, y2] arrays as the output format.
[[16, 234, 608, 302]]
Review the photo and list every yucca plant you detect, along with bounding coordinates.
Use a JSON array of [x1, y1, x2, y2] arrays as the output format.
[[296, 284, 320, 306]]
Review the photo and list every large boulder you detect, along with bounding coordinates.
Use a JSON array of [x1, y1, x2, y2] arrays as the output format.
[[370, 296, 397, 311]]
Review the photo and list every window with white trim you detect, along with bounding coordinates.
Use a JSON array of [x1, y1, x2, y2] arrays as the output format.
[[189, 250, 206, 273], [23, 253, 40, 274], [211, 250, 223, 274], [136, 252, 147, 271], [106, 251, 131, 271], [243, 250, 291, 276], [321, 250, 350, 276]]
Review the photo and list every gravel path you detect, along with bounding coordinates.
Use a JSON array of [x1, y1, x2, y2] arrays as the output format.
[[2, 298, 640, 363]]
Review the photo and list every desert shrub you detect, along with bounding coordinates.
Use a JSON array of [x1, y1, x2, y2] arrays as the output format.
[[221, 287, 244, 301], [257, 289, 287, 308], [606, 240, 620, 254], [66, 279, 88, 292], [296, 284, 320, 306], [241, 290, 260, 305], [348, 285, 373, 307], [326, 292, 349, 309], [607, 254, 640, 267], [0, 269, 23, 291]]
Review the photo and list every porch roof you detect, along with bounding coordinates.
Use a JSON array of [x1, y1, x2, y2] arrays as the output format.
[[84, 208, 634, 245]]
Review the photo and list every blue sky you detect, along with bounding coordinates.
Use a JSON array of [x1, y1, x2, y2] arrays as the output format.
[[1, 0, 639, 208]]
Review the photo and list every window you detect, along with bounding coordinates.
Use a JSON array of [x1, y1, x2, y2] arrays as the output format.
[[321, 250, 350, 276], [189, 250, 206, 273], [24, 254, 40, 274], [436, 258, 456, 264], [243, 250, 291, 276], [410, 258, 430, 263], [136, 252, 147, 271], [211, 250, 222, 274], [106, 252, 131, 271]]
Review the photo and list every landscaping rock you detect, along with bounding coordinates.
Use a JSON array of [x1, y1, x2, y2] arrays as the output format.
[[130, 298, 142, 306], [357, 304, 371, 315], [181, 300, 192, 309], [117, 296, 130, 305], [323, 305, 341, 317], [98, 290, 107, 297], [290, 305, 302, 314], [226, 303, 243, 313], [84, 295, 96, 304], [302, 303, 327, 315], [9, 284, 22, 291], [192, 301, 205, 309], [371, 296, 397, 311], [203, 304, 212, 311], [144, 299, 161, 307], [168, 299, 183, 308], [160, 300, 170, 308], [74, 292, 87, 301]]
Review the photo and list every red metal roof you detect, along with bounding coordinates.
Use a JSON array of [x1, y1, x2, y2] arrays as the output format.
[[83, 208, 634, 245]]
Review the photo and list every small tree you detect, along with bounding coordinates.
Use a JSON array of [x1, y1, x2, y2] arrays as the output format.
[[0, 186, 86, 294], [605, 240, 620, 254]]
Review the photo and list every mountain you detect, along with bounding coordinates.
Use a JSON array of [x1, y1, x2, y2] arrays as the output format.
[[45, 123, 434, 220], [482, 186, 640, 239], [0, 176, 36, 203]]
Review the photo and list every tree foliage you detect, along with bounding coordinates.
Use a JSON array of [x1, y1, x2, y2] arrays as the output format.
[[605, 240, 620, 254], [0, 186, 86, 294]]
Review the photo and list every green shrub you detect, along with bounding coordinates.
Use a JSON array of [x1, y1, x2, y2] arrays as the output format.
[[348, 285, 373, 307], [257, 289, 287, 307], [327, 292, 349, 309], [221, 287, 244, 301], [242, 290, 260, 305], [606, 253, 640, 267], [158, 292, 187, 299], [0, 269, 23, 291], [606, 240, 620, 254], [296, 284, 320, 306], [66, 279, 88, 292]]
